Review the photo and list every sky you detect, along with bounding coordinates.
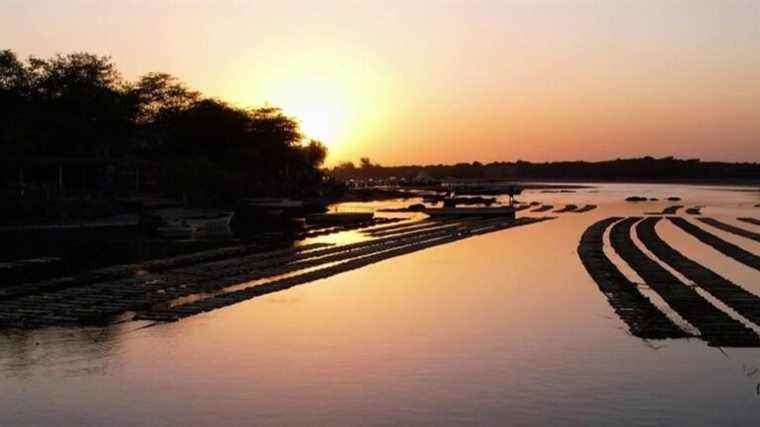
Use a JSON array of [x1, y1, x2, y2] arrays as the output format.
[[2, 0, 759, 165]]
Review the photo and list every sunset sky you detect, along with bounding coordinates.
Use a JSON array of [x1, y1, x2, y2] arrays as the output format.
[[2, 0, 759, 165]]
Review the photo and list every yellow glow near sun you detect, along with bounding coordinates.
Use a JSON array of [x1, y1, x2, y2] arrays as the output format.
[[290, 104, 336, 145], [259, 78, 360, 164], [249, 63, 360, 155], [225, 48, 398, 164]]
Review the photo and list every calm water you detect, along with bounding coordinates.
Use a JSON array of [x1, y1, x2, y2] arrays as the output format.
[[2, 183, 760, 426]]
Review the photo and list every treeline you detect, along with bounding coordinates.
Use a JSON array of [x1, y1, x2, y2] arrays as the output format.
[[331, 157, 760, 183], [0, 50, 328, 202]]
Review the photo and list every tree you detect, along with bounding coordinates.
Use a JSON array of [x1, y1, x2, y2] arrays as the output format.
[[130, 72, 199, 124], [302, 139, 327, 168], [0, 50, 29, 97], [23, 52, 132, 157], [0, 50, 34, 156], [331, 161, 357, 180], [0, 50, 332, 202], [360, 157, 373, 169], [247, 106, 302, 147]]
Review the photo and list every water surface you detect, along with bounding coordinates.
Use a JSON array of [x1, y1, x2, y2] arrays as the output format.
[[2, 183, 760, 425]]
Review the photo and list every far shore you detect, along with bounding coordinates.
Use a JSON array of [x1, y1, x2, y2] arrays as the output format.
[[443, 177, 760, 188]]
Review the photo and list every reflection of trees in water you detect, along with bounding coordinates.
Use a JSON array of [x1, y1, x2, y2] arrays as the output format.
[[0, 324, 125, 379]]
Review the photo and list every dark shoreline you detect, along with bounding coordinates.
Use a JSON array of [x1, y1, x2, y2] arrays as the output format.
[[473, 177, 760, 188]]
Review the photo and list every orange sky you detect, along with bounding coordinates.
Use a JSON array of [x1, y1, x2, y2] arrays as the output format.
[[2, 0, 759, 165]]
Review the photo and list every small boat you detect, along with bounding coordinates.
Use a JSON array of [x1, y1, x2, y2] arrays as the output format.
[[145, 208, 234, 237], [155, 223, 198, 239], [184, 211, 234, 232], [242, 198, 304, 217], [441, 192, 496, 207], [423, 207, 516, 219], [305, 212, 374, 225]]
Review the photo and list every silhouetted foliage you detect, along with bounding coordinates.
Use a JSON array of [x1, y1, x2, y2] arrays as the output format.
[[331, 156, 760, 183], [303, 140, 328, 168], [1, 49, 329, 203], [129, 72, 200, 124]]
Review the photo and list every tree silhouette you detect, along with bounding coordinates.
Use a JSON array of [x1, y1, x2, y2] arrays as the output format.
[[303, 140, 327, 168], [0, 49, 332, 204], [129, 72, 199, 124]]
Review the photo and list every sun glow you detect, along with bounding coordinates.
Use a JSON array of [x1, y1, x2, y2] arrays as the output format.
[[229, 60, 359, 161], [231, 76, 358, 164], [267, 76, 363, 162], [288, 101, 339, 147], [222, 48, 399, 165]]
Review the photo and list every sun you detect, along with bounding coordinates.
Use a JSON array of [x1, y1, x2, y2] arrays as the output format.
[[291, 107, 333, 144], [226, 50, 397, 164], [262, 80, 355, 158]]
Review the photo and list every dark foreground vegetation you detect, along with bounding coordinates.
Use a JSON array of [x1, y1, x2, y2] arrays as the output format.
[[0, 49, 330, 220], [331, 157, 760, 183]]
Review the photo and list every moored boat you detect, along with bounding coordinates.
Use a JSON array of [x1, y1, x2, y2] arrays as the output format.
[[423, 207, 516, 219], [144, 208, 234, 237], [305, 212, 374, 225], [440, 192, 497, 208], [155, 223, 198, 239], [240, 198, 305, 218]]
